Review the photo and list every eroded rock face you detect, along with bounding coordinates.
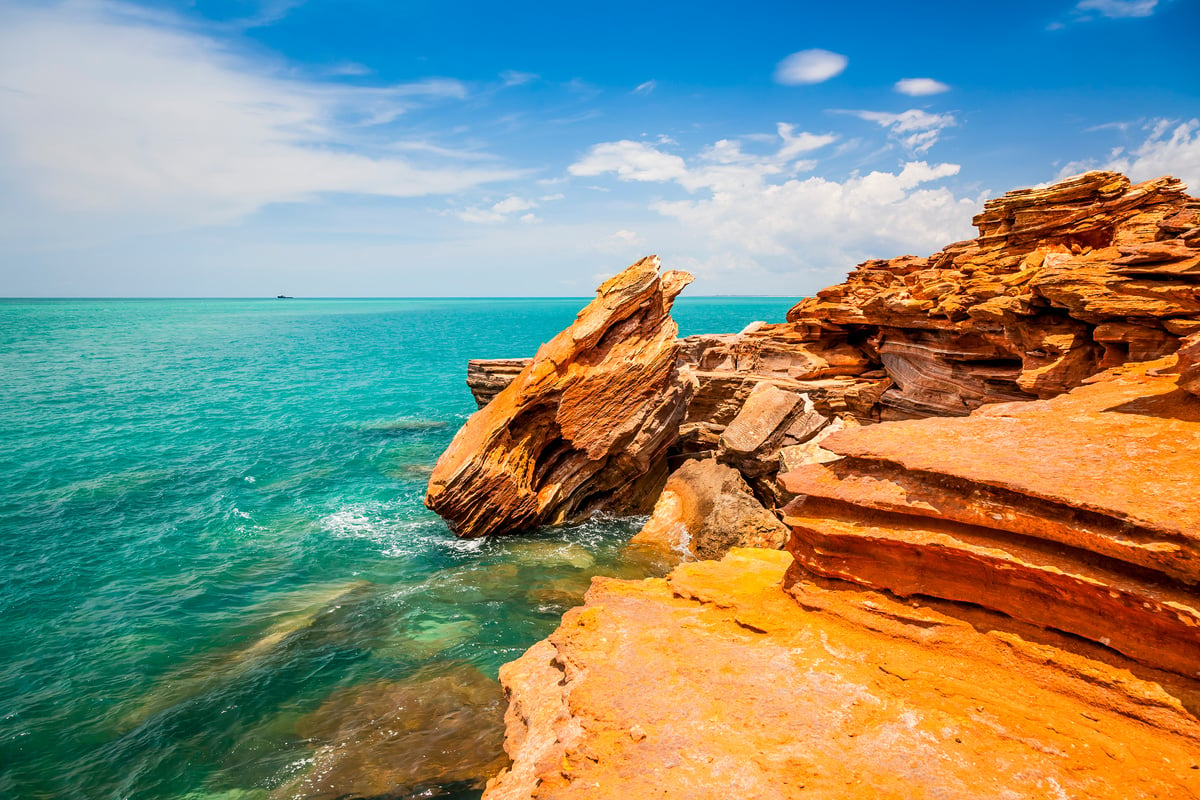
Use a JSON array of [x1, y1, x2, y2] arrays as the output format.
[[788, 171, 1199, 418], [781, 357, 1200, 678], [628, 458, 789, 562], [485, 550, 1200, 800], [426, 257, 694, 537]]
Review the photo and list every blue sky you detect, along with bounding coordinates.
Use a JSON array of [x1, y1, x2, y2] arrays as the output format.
[[1, 0, 1197, 297]]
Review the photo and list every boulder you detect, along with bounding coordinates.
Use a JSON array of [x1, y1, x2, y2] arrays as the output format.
[[628, 458, 788, 562]]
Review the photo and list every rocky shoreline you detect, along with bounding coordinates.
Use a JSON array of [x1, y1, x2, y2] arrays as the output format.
[[426, 171, 1200, 798]]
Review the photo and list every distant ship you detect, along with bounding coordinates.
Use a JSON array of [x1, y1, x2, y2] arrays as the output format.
[[276, 294, 293, 299]]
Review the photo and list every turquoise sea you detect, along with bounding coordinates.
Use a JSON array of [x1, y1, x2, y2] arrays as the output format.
[[0, 297, 800, 800]]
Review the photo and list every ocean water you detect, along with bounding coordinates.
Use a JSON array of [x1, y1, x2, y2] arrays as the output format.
[[0, 296, 800, 800]]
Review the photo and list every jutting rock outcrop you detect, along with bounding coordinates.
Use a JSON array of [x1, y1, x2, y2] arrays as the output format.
[[426, 256, 694, 537]]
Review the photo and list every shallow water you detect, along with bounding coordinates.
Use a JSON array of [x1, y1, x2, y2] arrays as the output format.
[[0, 296, 799, 800]]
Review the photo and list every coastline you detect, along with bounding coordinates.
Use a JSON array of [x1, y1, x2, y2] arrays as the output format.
[[426, 170, 1200, 798]]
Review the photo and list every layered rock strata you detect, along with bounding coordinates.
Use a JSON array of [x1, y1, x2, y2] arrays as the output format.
[[781, 357, 1200, 679], [788, 171, 1199, 419], [426, 257, 693, 537], [485, 550, 1200, 800]]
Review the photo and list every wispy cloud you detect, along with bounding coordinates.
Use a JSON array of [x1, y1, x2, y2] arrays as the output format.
[[840, 109, 957, 153], [500, 70, 538, 86], [633, 80, 657, 96], [773, 49, 848, 85], [1076, 0, 1158, 18], [894, 78, 950, 96], [0, 1, 521, 240], [455, 193, 563, 224], [1053, 0, 1159, 27]]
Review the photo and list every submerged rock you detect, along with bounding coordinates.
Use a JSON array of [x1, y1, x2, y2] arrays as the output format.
[[426, 256, 694, 537], [274, 663, 509, 800]]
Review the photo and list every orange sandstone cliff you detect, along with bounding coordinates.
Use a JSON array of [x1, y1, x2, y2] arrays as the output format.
[[482, 360, 1200, 800], [425, 172, 1200, 797]]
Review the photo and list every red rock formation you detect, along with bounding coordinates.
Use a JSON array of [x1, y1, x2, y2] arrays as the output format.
[[472, 174, 1200, 798], [426, 257, 694, 537]]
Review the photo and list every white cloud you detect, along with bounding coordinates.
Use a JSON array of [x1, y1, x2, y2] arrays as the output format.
[[845, 109, 957, 153], [0, 1, 520, 239], [567, 128, 977, 271], [456, 193, 562, 224], [633, 80, 657, 96], [569, 141, 689, 182], [596, 229, 644, 254], [500, 70, 538, 86], [1076, 0, 1157, 18], [1068, 119, 1200, 192], [773, 49, 848, 85], [894, 78, 950, 96]]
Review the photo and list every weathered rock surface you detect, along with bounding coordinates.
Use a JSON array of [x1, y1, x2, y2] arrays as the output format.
[[452, 173, 1200, 531], [788, 171, 1198, 418], [426, 257, 693, 537], [628, 458, 789, 562], [485, 550, 1200, 800], [782, 357, 1200, 678]]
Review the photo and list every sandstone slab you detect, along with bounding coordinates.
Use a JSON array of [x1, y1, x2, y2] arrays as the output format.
[[485, 550, 1200, 800], [816, 358, 1200, 570]]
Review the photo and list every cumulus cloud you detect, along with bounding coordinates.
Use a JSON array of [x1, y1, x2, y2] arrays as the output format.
[[569, 141, 689, 182], [0, 1, 521, 239], [568, 127, 978, 272], [1076, 0, 1158, 18], [843, 109, 957, 153], [1063, 119, 1200, 191], [773, 49, 848, 85], [894, 78, 950, 96]]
